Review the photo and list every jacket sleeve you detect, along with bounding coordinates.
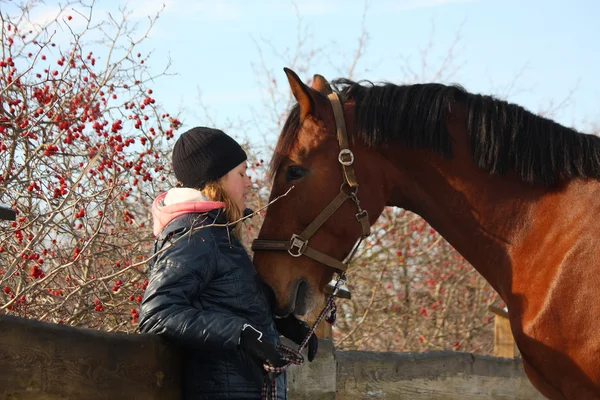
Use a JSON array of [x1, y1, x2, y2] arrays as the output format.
[[138, 233, 247, 352]]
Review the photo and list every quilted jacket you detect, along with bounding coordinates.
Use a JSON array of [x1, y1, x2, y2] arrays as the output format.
[[139, 201, 286, 400]]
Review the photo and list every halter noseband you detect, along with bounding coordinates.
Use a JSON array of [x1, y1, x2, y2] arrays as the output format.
[[251, 92, 371, 298]]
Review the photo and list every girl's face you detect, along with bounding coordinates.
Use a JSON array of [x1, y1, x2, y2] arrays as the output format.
[[221, 161, 252, 212]]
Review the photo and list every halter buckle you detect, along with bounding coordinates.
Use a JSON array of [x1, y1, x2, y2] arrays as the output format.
[[338, 149, 354, 166], [288, 234, 307, 257]]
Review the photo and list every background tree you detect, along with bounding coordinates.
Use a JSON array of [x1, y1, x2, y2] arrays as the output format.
[[0, 0, 180, 332]]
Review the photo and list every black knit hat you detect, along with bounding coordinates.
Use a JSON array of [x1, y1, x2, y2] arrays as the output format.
[[172, 127, 247, 189]]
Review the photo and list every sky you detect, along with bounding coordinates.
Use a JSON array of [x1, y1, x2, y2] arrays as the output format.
[[6, 0, 600, 145]]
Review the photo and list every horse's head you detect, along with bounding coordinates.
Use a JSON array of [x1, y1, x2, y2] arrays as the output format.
[[252, 68, 388, 317]]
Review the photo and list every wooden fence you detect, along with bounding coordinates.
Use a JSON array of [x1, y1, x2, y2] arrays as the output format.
[[0, 313, 543, 400], [0, 314, 180, 400]]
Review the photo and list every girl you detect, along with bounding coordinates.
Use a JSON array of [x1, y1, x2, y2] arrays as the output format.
[[139, 127, 317, 400]]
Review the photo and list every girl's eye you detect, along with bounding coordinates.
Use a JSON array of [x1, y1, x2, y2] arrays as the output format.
[[285, 166, 306, 182]]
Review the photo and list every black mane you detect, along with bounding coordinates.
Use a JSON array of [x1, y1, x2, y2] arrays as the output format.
[[271, 78, 600, 186]]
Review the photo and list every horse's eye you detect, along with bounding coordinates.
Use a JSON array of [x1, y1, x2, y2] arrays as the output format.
[[285, 166, 306, 182]]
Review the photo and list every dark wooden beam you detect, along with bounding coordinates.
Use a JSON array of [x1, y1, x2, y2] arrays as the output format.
[[0, 205, 15, 221], [0, 314, 180, 400]]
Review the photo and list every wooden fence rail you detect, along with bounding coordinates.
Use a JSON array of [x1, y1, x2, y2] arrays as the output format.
[[0, 314, 180, 400], [0, 314, 542, 400]]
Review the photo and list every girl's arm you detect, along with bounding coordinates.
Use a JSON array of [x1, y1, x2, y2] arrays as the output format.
[[138, 234, 246, 352]]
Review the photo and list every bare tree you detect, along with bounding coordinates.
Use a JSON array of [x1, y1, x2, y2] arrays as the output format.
[[0, 0, 180, 332]]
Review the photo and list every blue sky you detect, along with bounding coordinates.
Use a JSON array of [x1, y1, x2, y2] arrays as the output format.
[[11, 0, 600, 144]]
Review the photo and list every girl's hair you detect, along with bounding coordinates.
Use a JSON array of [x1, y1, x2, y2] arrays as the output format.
[[200, 180, 244, 238]]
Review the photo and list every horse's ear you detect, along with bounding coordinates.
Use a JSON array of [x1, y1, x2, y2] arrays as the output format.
[[284, 67, 314, 121], [311, 74, 332, 95]]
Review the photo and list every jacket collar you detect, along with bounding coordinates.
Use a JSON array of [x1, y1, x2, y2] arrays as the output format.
[[203, 207, 254, 226]]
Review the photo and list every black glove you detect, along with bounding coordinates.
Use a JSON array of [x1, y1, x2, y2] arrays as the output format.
[[239, 324, 287, 369], [275, 315, 318, 361]]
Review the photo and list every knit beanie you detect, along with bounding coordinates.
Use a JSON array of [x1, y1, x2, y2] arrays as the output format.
[[172, 127, 247, 189]]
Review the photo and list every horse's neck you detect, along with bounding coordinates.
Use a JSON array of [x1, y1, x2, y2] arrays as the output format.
[[383, 130, 600, 306], [380, 139, 546, 302]]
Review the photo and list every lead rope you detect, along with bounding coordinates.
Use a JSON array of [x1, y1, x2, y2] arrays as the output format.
[[260, 275, 344, 400]]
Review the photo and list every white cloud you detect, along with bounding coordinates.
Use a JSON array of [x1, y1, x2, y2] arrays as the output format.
[[3, 2, 95, 52], [11, 3, 83, 33]]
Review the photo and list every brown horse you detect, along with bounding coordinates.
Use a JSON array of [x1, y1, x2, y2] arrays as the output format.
[[252, 68, 600, 399]]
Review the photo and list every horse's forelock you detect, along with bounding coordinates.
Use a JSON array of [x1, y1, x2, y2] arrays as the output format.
[[269, 104, 302, 180]]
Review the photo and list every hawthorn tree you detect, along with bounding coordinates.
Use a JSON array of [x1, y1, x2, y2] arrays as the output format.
[[0, 0, 180, 332]]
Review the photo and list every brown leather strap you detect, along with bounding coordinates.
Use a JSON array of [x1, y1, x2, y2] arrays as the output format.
[[304, 246, 348, 272], [328, 93, 359, 188], [251, 240, 289, 251], [300, 190, 349, 240], [356, 211, 371, 238]]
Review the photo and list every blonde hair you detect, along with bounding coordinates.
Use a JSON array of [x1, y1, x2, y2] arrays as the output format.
[[200, 180, 244, 238]]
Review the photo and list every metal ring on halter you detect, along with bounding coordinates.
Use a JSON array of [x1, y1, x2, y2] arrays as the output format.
[[338, 149, 354, 166], [340, 182, 358, 196]]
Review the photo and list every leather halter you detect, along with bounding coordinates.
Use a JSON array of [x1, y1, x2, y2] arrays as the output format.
[[251, 92, 371, 294]]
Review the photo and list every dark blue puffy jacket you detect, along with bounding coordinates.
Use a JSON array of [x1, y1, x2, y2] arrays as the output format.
[[139, 210, 286, 400]]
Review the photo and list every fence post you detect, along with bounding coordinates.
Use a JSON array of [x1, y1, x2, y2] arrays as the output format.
[[286, 339, 336, 400], [0, 204, 16, 221], [314, 318, 332, 340], [489, 305, 520, 358]]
